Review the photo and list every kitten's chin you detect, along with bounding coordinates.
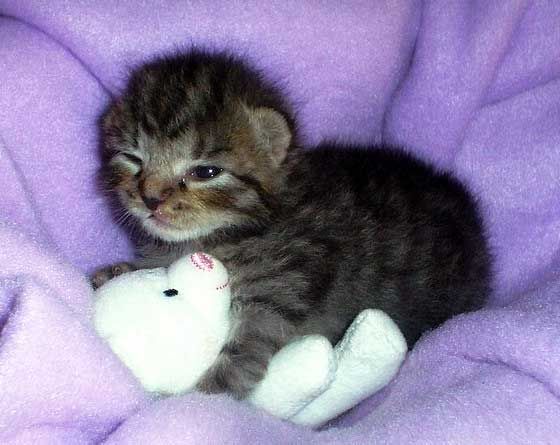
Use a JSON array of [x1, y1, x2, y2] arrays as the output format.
[[141, 216, 222, 243]]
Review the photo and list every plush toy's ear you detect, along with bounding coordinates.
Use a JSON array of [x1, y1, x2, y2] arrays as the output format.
[[247, 107, 292, 167]]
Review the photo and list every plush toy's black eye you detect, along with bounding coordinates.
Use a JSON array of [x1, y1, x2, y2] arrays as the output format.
[[163, 289, 179, 297], [190, 165, 223, 180]]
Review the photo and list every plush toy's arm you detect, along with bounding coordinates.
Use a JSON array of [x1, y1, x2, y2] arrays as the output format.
[[290, 309, 407, 427], [248, 335, 336, 419]]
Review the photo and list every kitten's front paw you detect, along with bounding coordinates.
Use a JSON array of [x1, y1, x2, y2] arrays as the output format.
[[197, 350, 268, 400], [91, 262, 135, 289]]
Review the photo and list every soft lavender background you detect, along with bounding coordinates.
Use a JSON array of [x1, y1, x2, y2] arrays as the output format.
[[0, 1, 559, 444]]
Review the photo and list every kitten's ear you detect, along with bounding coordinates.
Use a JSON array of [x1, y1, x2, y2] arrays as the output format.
[[102, 99, 128, 151], [103, 99, 124, 134], [248, 107, 292, 166]]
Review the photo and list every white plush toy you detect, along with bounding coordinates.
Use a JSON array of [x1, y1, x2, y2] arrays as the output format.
[[94, 253, 407, 427]]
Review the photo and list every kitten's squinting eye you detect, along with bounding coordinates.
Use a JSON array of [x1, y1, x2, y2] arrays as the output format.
[[121, 152, 143, 166], [190, 166, 223, 180], [116, 152, 143, 177]]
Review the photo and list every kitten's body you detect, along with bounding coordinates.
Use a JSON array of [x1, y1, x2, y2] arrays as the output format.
[[97, 50, 491, 399]]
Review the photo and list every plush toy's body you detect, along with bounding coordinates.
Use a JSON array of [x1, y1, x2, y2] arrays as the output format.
[[94, 254, 407, 427]]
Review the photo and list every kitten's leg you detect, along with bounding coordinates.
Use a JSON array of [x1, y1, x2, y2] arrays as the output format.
[[91, 249, 183, 289], [91, 262, 136, 289], [196, 301, 298, 400]]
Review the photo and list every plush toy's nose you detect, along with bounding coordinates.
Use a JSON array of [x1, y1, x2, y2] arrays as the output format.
[[190, 252, 214, 271], [163, 289, 178, 297]]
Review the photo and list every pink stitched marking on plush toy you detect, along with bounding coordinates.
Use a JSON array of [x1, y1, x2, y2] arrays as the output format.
[[191, 252, 214, 271], [215, 279, 230, 291]]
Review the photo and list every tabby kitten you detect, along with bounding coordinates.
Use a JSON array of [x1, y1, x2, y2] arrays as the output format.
[[95, 50, 491, 399]]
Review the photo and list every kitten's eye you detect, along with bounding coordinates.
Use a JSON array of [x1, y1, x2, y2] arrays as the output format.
[[190, 166, 223, 180], [121, 152, 143, 166], [116, 152, 143, 177]]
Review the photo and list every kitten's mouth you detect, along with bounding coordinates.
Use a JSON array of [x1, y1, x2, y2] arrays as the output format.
[[143, 214, 185, 242], [141, 209, 225, 243], [148, 213, 176, 229]]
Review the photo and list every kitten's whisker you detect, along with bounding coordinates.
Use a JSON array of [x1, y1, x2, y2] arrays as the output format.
[[114, 209, 133, 227]]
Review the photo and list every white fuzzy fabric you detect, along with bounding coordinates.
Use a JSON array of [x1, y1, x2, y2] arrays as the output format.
[[289, 309, 407, 426], [94, 253, 231, 394], [249, 335, 337, 420], [94, 254, 407, 426]]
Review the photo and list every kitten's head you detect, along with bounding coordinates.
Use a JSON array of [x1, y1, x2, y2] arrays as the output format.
[[102, 51, 296, 243]]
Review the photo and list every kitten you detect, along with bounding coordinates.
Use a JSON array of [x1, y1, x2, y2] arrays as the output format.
[[95, 50, 492, 399]]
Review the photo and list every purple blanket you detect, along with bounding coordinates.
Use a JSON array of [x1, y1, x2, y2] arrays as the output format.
[[1, 1, 559, 443]]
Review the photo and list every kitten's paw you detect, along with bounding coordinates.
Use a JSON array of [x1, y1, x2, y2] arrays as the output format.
[[196, 350, 268, 400], [91, 262, 135, 289]]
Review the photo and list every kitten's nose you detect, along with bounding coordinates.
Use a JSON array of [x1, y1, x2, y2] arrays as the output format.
[[139, 175, 171, 211], [142, 195, 163, 211]]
